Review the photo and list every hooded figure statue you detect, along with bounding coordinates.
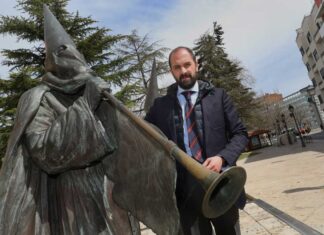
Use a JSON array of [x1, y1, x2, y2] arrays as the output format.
[[0, 5, 180, 235]]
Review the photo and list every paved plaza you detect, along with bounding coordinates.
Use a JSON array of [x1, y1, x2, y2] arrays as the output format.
[[237, 129, 324, 234]]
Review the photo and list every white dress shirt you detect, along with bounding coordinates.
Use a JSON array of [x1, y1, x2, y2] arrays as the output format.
[[177, 81, 199, 156]]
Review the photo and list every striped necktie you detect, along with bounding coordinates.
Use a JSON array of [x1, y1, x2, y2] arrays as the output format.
[[182, 91, 203, 162]]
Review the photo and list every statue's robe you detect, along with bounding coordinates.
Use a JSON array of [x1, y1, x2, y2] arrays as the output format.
[[0, 84, 180, 235]]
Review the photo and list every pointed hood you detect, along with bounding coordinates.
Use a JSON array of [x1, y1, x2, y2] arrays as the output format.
[[43, 4, 86, 73], [43, 4, 76, 52], [144, 58, 160, 113]]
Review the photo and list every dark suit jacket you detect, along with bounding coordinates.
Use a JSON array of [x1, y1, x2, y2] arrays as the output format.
[[145, 80, 248, 210]]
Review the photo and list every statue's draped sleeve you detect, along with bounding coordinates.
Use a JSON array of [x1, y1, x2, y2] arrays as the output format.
[[24, 93, 116, 174]]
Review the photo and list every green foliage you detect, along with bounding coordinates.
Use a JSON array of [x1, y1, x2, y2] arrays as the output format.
[[117, 30, 169, 113], [193, 22, 258, 129], [0, 69, 39, 160], [0, 0, 131, 159], [0, 0, 130, 81]]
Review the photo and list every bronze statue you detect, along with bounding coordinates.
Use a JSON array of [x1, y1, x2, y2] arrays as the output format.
[[0, 5, 180, 235]]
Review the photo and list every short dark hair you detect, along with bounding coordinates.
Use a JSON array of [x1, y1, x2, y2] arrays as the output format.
[[168, 46, 196, 68]]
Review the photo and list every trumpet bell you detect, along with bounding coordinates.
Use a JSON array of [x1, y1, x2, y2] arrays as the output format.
[[202, 166, 247, 218]]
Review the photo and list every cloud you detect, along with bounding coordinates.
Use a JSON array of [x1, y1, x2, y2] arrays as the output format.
[[150, 0, 313, 95], [253, 42, 311, 96], [67, 0, 173, 35], [0, 0, 315, 96], [0, 0, 27, 78], [0, 0, 18, 16], [0, 36, 33, 78], [68, 0, 142, 23], [146, 0, 312, 61]]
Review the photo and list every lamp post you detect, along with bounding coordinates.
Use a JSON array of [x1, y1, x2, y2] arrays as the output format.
[[288, 105, 306, 147], [276, 119, 281, 135], [281, 113, 292, 145], [274, 119, 281, 146]]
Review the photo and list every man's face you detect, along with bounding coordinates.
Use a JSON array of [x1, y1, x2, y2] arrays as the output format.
[[170, 49, 198, 89]]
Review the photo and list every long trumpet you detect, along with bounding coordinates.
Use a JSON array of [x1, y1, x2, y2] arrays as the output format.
[[103, 90, 246, 218]]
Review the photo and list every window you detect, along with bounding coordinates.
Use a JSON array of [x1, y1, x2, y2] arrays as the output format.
[[307, 32, 312, 43], [318, 95, 323, 104], [300, 47, 305, 56], [321, 68, 324, 79], [312, 78, 317, 87], [313, 49, 319, 62], [306, 62, 311, 72], [317, 22, 322, 30]]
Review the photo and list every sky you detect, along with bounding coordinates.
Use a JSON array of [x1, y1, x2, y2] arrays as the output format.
[[0, 0, 315, 97]]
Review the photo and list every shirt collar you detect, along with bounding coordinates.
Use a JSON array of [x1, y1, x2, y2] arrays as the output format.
[[177, 81, 199, 96]]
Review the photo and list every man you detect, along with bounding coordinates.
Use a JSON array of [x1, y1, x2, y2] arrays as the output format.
[[145, 47, 248, 235]]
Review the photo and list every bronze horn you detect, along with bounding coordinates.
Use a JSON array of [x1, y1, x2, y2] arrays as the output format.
[[103, 90, 246, 218]]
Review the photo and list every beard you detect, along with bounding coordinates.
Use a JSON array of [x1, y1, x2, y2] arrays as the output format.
[[177, 73, 197, 89]]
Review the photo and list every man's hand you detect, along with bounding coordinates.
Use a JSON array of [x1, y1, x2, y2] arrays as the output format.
[[202, 156, 224, 172]]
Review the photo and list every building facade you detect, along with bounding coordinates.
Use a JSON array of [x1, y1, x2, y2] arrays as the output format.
[[255, 93, 283, 131], [259, 93, 283, 106], [280, 85, 324, 129], [296, 1, 324, 114], [256, 87, 324, 131]]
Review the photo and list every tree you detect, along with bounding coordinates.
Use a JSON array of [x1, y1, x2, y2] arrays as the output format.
[[193, 22, 257, 129], [254, 98, 283, 132], [0, 0, 132, 159], [116, 30, 169, 114]]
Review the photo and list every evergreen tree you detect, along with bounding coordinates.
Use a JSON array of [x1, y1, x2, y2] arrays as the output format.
[[116, 30, 169, 114], [0, 0, 131, 159], [193, 22, 257, 128]]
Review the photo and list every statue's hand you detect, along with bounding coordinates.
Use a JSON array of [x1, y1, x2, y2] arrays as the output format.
[[84, 77, 110, 111]]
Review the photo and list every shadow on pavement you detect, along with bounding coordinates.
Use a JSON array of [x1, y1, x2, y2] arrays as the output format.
[[310, 131, 324, 140], [283, 185, 324, 194]]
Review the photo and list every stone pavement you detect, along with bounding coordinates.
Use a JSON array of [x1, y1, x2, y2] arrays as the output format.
[[237, 129, 324, 234], [239, 202, 300, 235], [141, 129, 324, 234]]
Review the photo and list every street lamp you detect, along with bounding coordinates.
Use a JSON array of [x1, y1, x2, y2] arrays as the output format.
[[276, 119, 281, 134], [288, 105, 306, 147], [281, 113, 292, 145]]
